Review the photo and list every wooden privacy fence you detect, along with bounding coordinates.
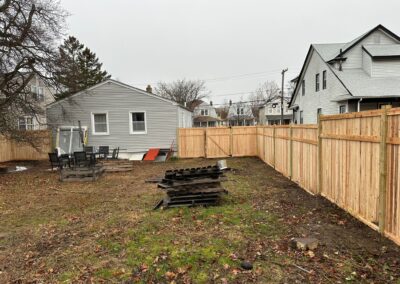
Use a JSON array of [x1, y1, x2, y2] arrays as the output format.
[[0, 130, 51, 163], [178, 106, 400, 245]]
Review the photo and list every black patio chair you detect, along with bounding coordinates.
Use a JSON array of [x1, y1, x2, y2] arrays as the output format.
[[98, 146, 109, 159], [73, 151, 91, 168], [48, 153, 68, 170], [109, 147, 120, 160]]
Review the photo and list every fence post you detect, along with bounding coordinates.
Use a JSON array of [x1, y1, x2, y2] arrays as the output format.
[[229, 127, 233, 157], [263, 127, 266, 162], [204, 128, 208, 158], [273, 125, 276, 168], [317, 114, 323, 195], [379, 105, 390, 233], [289, 124, 293, 180]]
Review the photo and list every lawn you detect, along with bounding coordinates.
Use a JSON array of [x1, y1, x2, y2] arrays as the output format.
[[0, 157, 399, 283]]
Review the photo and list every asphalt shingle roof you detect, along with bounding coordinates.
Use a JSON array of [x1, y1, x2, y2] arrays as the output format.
[[363, 44, 400, 57]]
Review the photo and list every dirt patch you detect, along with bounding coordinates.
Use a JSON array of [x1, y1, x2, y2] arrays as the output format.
[[0, 157, 399, 283]]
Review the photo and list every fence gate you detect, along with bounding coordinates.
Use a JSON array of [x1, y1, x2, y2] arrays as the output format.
[[206, 128, 231, 158]]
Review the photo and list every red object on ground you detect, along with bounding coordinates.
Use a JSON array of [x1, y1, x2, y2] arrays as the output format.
[[143, 148, 160, 161]]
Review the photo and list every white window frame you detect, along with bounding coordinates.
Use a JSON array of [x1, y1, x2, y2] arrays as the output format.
[[339, 105, 346, 114], [18, 116, 35, 131], [129, 111, 147, 135], [91, 112, 109, 135]]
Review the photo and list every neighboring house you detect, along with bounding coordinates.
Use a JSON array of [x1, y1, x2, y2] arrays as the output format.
[[0, 74, 55, 130], [193, 101, 223, 127], [259, 97, 292, 125], [46, 79, 192, 158], [227, 103, 255, 126], [289, 25, 400, 124]]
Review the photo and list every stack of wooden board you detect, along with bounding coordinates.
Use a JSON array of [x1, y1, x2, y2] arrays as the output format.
[[154, 165, 228, 209], [60, 165, 105, 182]]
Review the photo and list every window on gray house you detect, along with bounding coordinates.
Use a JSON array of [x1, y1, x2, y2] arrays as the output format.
[[317, 108, 322, 117], [315, 73, 320, 92], [322, 71, 327, 89], [131, 112, 146, 133], [339, 105, 346, 114], [93, 113, 108, 134], [300, 110, 304, 124], [302, 80, 305, 96]]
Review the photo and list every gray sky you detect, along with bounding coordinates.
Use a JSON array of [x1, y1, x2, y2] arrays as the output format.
[[60, 0, 400, 104]]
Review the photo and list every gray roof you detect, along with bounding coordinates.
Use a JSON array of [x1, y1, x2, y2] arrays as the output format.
[[334, 69, 400, 98], [313, 43, 345, 61], [363, 44, 400, 57]]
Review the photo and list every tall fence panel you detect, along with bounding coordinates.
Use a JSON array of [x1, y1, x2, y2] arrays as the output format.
[[274, 126, 291, 177], [320, 112, 381, 230], [178, 128, 205, 158], [232, 127, 258, 157], [291, 125, 318, 194], [386, 108, 400, 243], [206, 128, 231, 158], [0, 131, 51, 162]]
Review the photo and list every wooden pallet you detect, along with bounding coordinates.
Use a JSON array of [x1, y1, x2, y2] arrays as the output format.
[[101, 160, 133, 173], [60, 165, 105, 182]]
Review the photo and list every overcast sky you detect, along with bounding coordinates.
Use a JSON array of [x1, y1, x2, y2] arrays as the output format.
[[60, 0, 400, 104]]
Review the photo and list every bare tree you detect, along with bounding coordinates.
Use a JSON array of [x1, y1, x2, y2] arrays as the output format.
[[0, 0, 66, 143], [155, 79, 209, 110], [249, 81, 280, 120]]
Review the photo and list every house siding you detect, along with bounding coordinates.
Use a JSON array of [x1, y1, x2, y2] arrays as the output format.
[[47, 81, 189, 153], [343, 30, 398, 69], [362, 51, 372, 76], [372, 59, 400, 77], [292, 49, 348, 124]]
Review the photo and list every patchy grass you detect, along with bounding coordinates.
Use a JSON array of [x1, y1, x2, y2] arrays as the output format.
[[0, 158, 399, 283]]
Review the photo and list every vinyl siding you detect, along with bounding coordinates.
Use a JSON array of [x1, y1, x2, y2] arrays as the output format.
[[292, 49, 348, 124], [362, 50, 372, 75], [47, 81, 188, 153], [372, 59, 400, 77], [343, 30, 398, 69]]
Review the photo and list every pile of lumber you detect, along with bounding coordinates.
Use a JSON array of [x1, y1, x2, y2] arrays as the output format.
[[154, 164, 228, 209], [101, 160, 133, 173], [60, 165, 105, 182]]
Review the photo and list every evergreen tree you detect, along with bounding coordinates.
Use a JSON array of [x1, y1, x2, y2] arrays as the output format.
[[54, 36, 111, 100]]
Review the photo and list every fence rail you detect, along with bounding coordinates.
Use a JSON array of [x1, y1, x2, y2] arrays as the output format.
[[0, 130, 51, 163], [178, 106, 400, 246]]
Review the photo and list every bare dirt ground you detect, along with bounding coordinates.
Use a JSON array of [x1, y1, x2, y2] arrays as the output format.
[[0, 157, 399, 283]]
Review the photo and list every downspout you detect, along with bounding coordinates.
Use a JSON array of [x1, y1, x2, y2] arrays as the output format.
[[357, 98, 363, 112]]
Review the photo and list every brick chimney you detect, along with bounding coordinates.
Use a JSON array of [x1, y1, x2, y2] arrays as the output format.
[[146, 84, 153, 94]]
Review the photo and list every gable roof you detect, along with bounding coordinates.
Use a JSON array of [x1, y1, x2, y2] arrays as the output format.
[[47, 79, 192, 112], [289, 25, 400, 107]]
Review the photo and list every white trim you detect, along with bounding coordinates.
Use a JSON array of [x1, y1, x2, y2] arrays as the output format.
[[91, 111, 110, 135], [129, 111, 147, 135]]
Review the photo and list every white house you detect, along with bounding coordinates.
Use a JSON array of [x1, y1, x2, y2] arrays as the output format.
[[289, 25, 400, 124], [193, 101, 223, 127], [259, 97, 292, 125], [227, 102, 255, 126]]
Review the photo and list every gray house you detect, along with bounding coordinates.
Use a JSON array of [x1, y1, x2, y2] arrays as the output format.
[[46, 79, 192, 159], [289, 25, 400, 124]]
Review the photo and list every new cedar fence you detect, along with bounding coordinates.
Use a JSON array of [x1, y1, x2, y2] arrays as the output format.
[[0, 130, 51, 163], [178, 106, 400, 245]]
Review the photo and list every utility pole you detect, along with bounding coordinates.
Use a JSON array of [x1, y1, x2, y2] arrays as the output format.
[[281, 68, 288, 125]]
